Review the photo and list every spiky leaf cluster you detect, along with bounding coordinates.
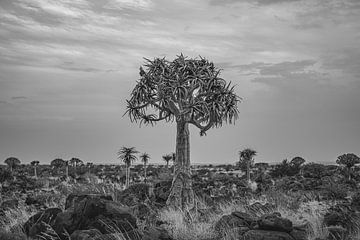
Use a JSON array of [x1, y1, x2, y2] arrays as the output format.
[[125, 54, 240, 136]]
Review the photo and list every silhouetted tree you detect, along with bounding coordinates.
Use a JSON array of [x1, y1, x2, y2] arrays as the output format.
[[140, 153, 150, 181], [30, 160, 40, 178], [118, 147, 138, 188], [125, 55, 240, 208], [238, 148, 257, 183], [336, 153, 360, 180], [69, 157, 83, 174], [50, 158, 68, 178], [4, 157, 21, 172], [162, 154, 172, 169]]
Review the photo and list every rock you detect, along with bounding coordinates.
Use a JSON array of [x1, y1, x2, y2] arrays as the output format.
[[231, 211, 257, 227], [289, 226, 308, 240], [65, 193, 113, 209], [70, 229, 102, 240], [258, 213, 293, 233], [214, 214, 250, 237], [23, 207, 62, 237], [142, 226, 172, 240], [53, 195, 137, 240], [243, 230, 293, 240]]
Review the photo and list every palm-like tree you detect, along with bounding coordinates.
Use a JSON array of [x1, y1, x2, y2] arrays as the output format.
[[336, 153, 360, 180], [125, 55, 240, 209], [69, 157, 83, 174], [117, 147, 139, 188], [86, 162, 94, 174], [239, 148, 257, 183], [140, 153, 150, 182], [162, 154, 172, 169], [50, 158, 68, 178], [30, 160, 40, 178], [4, 157, 21, 172]]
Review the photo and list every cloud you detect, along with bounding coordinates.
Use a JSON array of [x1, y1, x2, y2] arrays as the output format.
[[0, 100, 9, 104], [209, 0, 300, 6], [11, 96, 27, 100]]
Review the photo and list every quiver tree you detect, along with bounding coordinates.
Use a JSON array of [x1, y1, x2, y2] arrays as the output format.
[[162, 154, 172, 169], [118, 147, 138, 188], [125, 54, 240, 209], [336, 153, 360, 181], [238, 148, 257, 183], [140, 153, 150, 182], [30, 160, 40, 178], [4, 157, 21, 172]]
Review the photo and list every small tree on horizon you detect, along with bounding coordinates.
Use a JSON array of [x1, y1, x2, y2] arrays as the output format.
[[30, 160, 40, 178], [238, 148, 257, 183], [336, 153, 360, 181], [162, 154, 173, 169], [118, 147, 139, 188], [140, 153, 150, 182], [125, 54, 240, 209], [4, 157, 21, 172]]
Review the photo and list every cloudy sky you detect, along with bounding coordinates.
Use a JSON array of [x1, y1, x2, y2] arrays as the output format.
[[0, 0, 359, 165]]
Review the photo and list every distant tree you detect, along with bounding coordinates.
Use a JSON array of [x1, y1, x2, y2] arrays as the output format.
[[86, 162, 94, 174], [290, 156, 306, 175], [238, 148, 257, 183], [0, 168, 13, 183], [336, 153, 360, 180], [162, 154, 173, 169], [4, 157, 21, 172], [125, 54, 240, 209], [69, 157, 83, 174], [50, 158, 68, 178], [30, 160, 40, 178], [140, 153, 150, 182], [118, 147, 138, 188]]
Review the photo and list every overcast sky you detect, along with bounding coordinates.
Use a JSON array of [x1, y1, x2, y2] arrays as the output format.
[[0, 0, 359, 165]]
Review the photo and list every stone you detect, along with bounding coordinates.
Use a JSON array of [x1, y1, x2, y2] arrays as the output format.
[[258, 213, 293, 233], [243, 230, 293, 240], [65, 193, 113, 210], [70, 229, 102, 240], [23, 207, 62, 237], [142, 226, 172, 240]]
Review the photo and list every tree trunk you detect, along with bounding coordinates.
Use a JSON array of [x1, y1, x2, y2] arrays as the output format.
[[247, 160, 250, 183], [166, 120, 194, 209], [34, 166, 37, 179], [144, 164, 147, 182], [66, 165, 69, 179]]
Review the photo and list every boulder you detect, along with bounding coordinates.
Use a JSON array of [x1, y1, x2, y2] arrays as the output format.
[[142, 226, 172, 240], [214, 214, 250, 237], [23, 207, 62, 237], [53, 194, 137, 240], [231, 211, 258, 227], [258, 213, 293, 233], [70, 229, 102, 240], [243, 230, 293, 240], [65, 193, 113, 209]]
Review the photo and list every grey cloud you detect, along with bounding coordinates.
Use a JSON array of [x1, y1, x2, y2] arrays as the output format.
[[11, 96, 27, 100], [209, 0, 300, 6], [0, 100, 9, 104]]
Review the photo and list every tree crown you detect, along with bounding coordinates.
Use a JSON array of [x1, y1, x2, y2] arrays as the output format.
[[336, 153, 360, 168], [118, 147, 139, 166], [125, 54, 240, 136]]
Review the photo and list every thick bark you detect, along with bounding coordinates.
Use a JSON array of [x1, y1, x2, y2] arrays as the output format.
[[166, 120, 195, 209], [247, 160, 250, 183], [144, 164, 147, 182], [34, 166, 37, 179]]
